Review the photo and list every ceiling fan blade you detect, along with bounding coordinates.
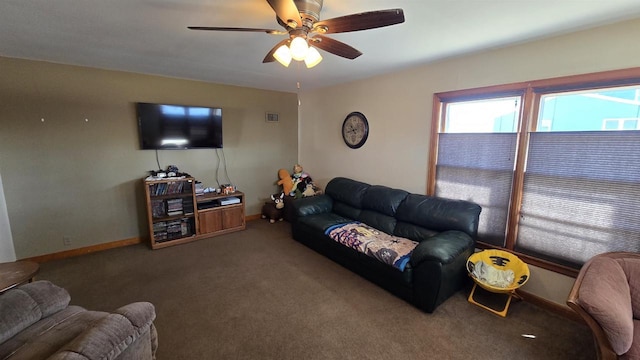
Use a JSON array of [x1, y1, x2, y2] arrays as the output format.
[[313, 9, 404, 34], [265, 0, 302, 28], [310, 35, 362, 60], [262, 39, 290, 63], [188, 26, 285, 35]]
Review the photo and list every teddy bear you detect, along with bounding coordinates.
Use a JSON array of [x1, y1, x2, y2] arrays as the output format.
[[277, 168, 294, 196]]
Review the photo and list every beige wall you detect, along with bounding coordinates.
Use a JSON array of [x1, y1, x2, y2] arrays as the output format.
[[298, 18, 640, 305], [0, 57, 298, 259]]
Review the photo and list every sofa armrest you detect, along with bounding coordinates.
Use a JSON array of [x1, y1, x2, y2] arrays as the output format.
[[410, 230, 475, 268], [292, 194, 333, 218], [410, 230, 476, 312], [49, 302, 157, 360]]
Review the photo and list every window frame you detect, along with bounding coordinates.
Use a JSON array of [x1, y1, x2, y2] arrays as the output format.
[[429, 67, 640, 277], [602, 118, 640, 130]]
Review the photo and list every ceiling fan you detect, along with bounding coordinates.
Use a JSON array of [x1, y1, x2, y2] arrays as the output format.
[[188, 0, 405, 68]]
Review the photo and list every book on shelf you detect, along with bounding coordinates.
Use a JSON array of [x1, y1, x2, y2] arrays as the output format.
[[166, 198, 183, 216], [151, 200, 166, 218], [153, 221, 167, 232], [183, 197, 194, 214], [153, 218, 193, 242], [152, 198, 187, 218], [181, 218, 191, 236], [166, 198, 183, 207], [148, 180, 190, 196], [155, 235, 169, 243], [164, 218, 193, 240], [154, 228, 168, 241]]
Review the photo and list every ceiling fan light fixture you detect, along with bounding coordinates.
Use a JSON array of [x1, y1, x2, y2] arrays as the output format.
[[189, 4, 406, 71], [273, 44, 292, 67], [304, 47, 322, 68], [289, 36, 309, 61]]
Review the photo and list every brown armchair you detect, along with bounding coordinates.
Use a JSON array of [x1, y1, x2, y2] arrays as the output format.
[[0, 280, 157, 359], [567, 252, 640, 360]]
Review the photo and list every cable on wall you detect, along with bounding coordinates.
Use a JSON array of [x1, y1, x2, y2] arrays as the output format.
[[216, 148, 233, 187], [214, 149, 221, 188], [155, 149, 162, 171]]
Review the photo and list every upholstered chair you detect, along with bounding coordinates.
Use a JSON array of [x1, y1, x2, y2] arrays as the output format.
[[567, 252, 640, 360]]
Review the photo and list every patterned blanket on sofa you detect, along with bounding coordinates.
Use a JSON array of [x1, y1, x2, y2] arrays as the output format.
[[325, 222, 418, 271]]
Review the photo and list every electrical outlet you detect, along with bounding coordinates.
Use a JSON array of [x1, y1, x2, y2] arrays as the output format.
[[63, 236, 71, 246]]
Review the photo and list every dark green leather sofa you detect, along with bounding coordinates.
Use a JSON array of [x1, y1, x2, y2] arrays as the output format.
[[291, 177, 482, 313]]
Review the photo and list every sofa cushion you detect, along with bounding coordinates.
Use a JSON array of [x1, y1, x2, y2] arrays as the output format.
[[357, 186, 408, 234], [357, 211, 396, 235], [1, 303, 157, 360], [361, 186, 408, 217], [292, 194, 333, 218], [332, 202, 362, 221], [325, 177, 369, 210], [0, 306, 84, 359], [297, 213, 353, 232], [49, 302, 156, 360], [394, 222, 439, 242], [0, 280, 70, 344], [1, 306, 108, 359], [396, 194, 481, 237], [579, 257, 633, 355]]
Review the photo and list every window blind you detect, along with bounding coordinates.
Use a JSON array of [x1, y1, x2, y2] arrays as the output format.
[[516, 131, 640, 268], [435, 133, 517, 246]]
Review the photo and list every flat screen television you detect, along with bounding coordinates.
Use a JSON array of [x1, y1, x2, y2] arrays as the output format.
[[136, 102, 223, 149]]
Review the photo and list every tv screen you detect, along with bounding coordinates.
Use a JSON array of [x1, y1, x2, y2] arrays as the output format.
[[137, 102, 223, 149]]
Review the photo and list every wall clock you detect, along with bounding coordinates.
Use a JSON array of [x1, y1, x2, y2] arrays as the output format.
[[342, 112, 369, 149]]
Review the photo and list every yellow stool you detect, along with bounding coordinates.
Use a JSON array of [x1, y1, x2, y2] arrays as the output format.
[[466, 250, 530, 317]]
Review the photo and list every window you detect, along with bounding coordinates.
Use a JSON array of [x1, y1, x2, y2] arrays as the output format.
[[445, 97, 521, 133], [435, 97, 520, 247], [538, 86, 640, 132], [431, 70, 640, 274]]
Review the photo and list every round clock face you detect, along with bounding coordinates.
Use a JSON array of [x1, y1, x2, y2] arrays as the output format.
[[342, 112, 369, 149]]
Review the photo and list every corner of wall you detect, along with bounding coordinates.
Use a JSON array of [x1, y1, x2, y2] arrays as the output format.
[[0, 172, 17, 262]]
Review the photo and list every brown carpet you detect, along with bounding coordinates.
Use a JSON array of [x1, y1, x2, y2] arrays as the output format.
[[38, 220, 595, 360]]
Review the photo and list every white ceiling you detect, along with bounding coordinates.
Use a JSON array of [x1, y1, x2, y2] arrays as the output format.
[[2, 0, 640, 93]]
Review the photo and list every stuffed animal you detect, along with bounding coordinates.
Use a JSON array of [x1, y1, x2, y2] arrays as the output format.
[[261, 193, 285, 223], [291, 164, 314, 198], [277, 168, 294, 196], [302, 183, 316, 197]]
